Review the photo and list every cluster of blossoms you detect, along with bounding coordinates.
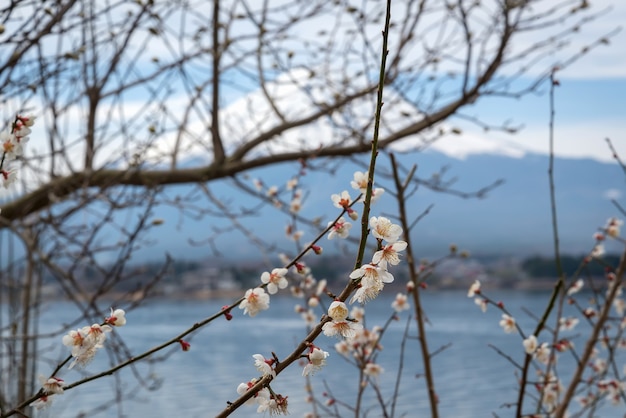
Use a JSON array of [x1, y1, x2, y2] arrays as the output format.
[[335, 312, 385, 378], [323, 300, 363, 338], [32, 376, 64, 409], [235, 171, 404, 414], [252, 176, 301, 210], [236, 355, 289, 415], [522, 335, 552, 364], [35, 309, 126, 409], [467, 279, 488, 312], [302, 344, 330, 376], [467, 217, 626, 414], [0, 114, 35, 192], [349, 216, 407, 304], [61, 309, 126, 369], [350, 171, 384, 203], [590, 217, 623, 259], [467, 280, 518, 333], [593, 378, 626, 406], [326, 171, 385, 241], [536, 372, 564, 413], [236, 378, 289, 415]]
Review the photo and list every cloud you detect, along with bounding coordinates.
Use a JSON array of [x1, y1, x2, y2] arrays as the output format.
[[603, 188, 622, 200]]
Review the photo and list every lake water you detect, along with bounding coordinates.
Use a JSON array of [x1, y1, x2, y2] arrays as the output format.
[[32, 290, 626, 417]]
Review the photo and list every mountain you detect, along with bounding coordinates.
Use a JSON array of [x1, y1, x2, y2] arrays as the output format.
[[136, 151, 625, 262]]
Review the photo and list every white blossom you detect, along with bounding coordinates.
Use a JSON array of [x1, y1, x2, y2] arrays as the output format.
[[499, 314, 516, 334], [523, 335, 538, 355], [260, 268, 289, 294], [239, 288, 270, 317], [252, 354, 276, 377], [369, 216, 402, 242]]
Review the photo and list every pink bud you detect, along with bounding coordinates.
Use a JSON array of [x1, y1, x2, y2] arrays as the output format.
[[221, 305, 233, 320]]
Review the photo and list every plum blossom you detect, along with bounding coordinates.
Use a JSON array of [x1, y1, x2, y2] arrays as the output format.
[[286, 177, 298, 190], [1, 131, 24, 160], [591, 244, 605, 258], [474, 298, 488, 313], [499, 314, 516, 334], [350, 306, 365, 323], [1, 169, 17, 188], [266, 185, 278, 197], [349, 264, 394, 304], [322, 319, 363, 339], [523, 335, 538, 355], [260, 268, 289, 294], [334, 340, 350, 356], [289, 197, 302, 213], [252, 354, 276, 377], [237, 379, 270, 406], [541, 381, 561, 411], [467, 280, 481, 297], [592, 358, 607, 373], [350, 171, 368, 191], [331, 190, 352, 209], [323, 302, 362, 338], [369, 216, 402, 243], [391, 293, 410, 312], [302, 346, 330, 376], [105, 308, 126, 326], [558, 316, 579, 331], [364, 362, 384, 377], [32, 395, 52, 410], [350, 284, 382, 305], [62, 324, 112, 368], [327, 301, 349, 321], [372, 241, 407, 269], [327, 217, 351, 240], [583, 307, 597, 318], [39, 375, 64, 395], [350, 172, 385, 202], [535, 343, 551, 364], [369, 187, 385, 203], [258, 394, 289, 415], [577, 393, 596, 408], [597, 379, 625, 406], [605, 217, 623, 238], [350, 263, 394, 288], [239, 288, 270, 317], [567, 278, 583, 296], [554, 339, 573, 352]]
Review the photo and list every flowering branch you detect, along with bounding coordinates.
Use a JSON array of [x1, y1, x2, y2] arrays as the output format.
[[217, 1, 394, 415], [554, 249, 626, 416]]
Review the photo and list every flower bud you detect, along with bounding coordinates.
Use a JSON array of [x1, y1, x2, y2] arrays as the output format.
[[327, 300, 348, 321]]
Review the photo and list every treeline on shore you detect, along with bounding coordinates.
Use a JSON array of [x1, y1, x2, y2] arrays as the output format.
[[521, 254, 620, 278]]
